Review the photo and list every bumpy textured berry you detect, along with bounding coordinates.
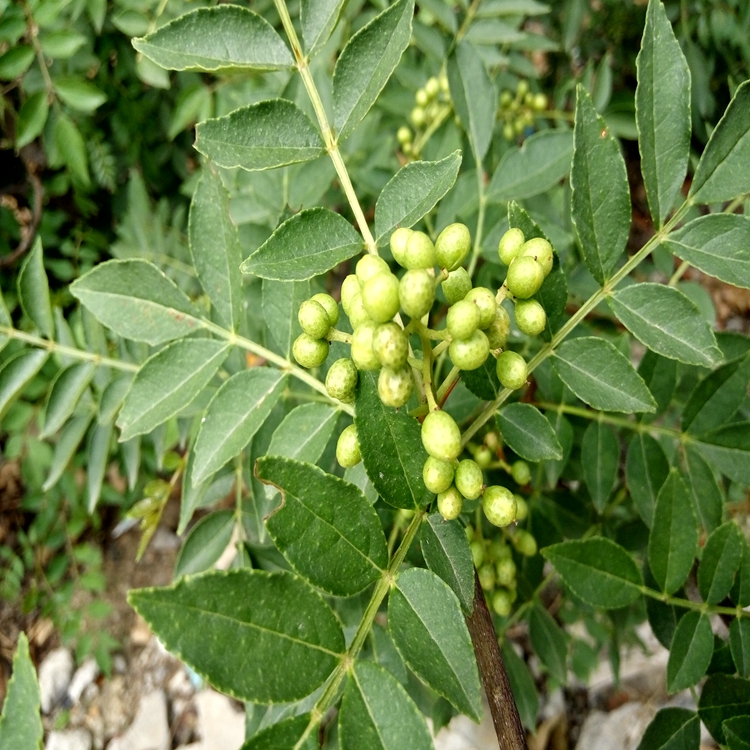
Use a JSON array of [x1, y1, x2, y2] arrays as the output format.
[[498, 228, 525, 266], [435, 223, 471, 271], [492, 589, 512, 617], [449, 330, 490, 371], [423, 456, 455, 494], [347, 292, 372, 329], [356, 255, 389, 286], [311, 293, 339, 327], [506, 256, 544, 299], [511, 460, 531, 486], [399, 269, 435, 319], [442, 268, 472, 305], [513, 530, 537, 557], [485, 306, 511, 349], [351, 322, 380, 371], [464, 287, 497, 329], [298, 300, 331, 339], [404, 231, 437, 270], [336, 424, 361, 468], [372, 322, 408, 369], [378, 366, 413, 408], [325, 358, 358, 403], [515, 299, 547, 337], [421, 410, 462, 461], [475, 446, 493, 469], [390, 227, 413, 267], [520, 237, 553, 277], [362, 272, 400, 323], [454, 459, 483, 500], [496, 350, 528, 390], [478, 564, 496, 591], [341, 274, 361, 314], [293, 334, 329, 368], [495, 557, 516, 587], [470, 540, 485, 568], [514, 495, 528, 521], [437, 485, 463, 520], [483, 485, 517, 527], [446, 299, 480, 340]]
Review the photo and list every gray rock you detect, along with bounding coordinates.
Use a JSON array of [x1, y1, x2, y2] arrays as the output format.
[[106, 690, 169, 750], [576, 703, 656, 750], [67, 658, 99, 704], [193, 690, 245, 750], [39, 648, 74, 713], [46, 729, 93, 750]]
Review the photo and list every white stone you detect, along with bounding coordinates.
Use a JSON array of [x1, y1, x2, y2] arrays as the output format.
[[193, 689, 245, 750], [106, 690, 169, 750], [39, 648, 74, 713], [576, 703, 656, 750], [67, 658, 99, 704], [46, 729, 93, 750]]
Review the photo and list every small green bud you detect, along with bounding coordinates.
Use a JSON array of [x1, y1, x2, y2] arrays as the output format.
[[362, 271, 400, 323], [404, 231, 437, 270], [506, 256, 544, 299], [293, 333, 329, 368], [356, 255, 390, 286], [435, 223, 471, 271], [485, 432, 500, 451], [511, 460, 531, 486], [423, 456, 455, 494], [514, 494, 528, 521], [325, 358, 358, 403], [399, 269, 435, 319], [421, 410, 462, 461], [372, 322, 408, 369], [378, 366, 413, 408], [520, 237, 554, 276], [442, 268, 472, 305], [492, 589, 513, 617], [311, 293, 339, 327], [298, 299, 331, 339], [498, 228, 526, 266], [397, 126, 412, 145], [447, 299, 480, 340], [437, 485, 463, 520], [513, 529, 537, 557], [517, 79, 529, 97], [341, 274, 360, 314], [515, 299, 547, 337], [449, 329, 490, 371], [470, 540, 485, 568], [415, 88, 429, 107], [532, 92, 548, 112], [500, 90, 513, 108], [390, 227, 413, 267], [425, 77, 440, 98], [336, 424, 361, 468], [483, 485, 517, 527], [478, 563, 496, 591], [351, 322, 380, 371], [464, 287, 497, 329], [496, 350, 528, 390], [347, 292, 372, 329], [486, 306, 511, 349], [410, 106, 426, 127], [503, 122, 515, 141], [454, 459, 483, 500], [475, 446, 493, 469]]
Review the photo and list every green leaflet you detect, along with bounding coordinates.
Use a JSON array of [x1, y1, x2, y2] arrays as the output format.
[[195, 101, 325, 172], [241, 713, 317, 750], [43, 414, 94, 491], [699, 675, 750, 745], [17, 237, 53, 339], [0, 350, 49, 420], [528, 605, 567, 684], [581, 421, 619, 513], [132, 6, 293, 72], [16, 91, 49, 149], [730, 619, 750, 679], [129, 569, 345, 703], [257, 456, 388, 596], [666, 611, 713, 692], [692, 422, 750, 485], [625, 433, 669, 526], [87, 420, 113, 513], [0, 633, 43, 750], [697, 522, 743, 605], [500, 640, 539, 731], [497, 402, 563, 462], [267, 403, 340, 464], [637, 349, 677, 415], [635, 708, 699, 750], [174, 510, 236, 579], [724, 716, 750, 750], [41, 361, 96, 438], [300, 0, 346, 55], [683, 443, 724, 534]]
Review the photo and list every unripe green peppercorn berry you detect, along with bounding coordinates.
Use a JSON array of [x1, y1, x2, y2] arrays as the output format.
[[446, 299, 480, 340], [378, 366, 413, 408], [449, 329, 490, 371], [362, 272, 400, 323], [483, 485, 517, 527], [478, 563, 496, 591], [356, 255, 389, 286], [293, 333, 329, 368], [498, 228, 526, 266], [513, 530, 537, 557], [298, 299, 331, 339], [496, 350, 528, 390], [495, 557, 517, 587], [514, 495, 528, 521], [437, 485, 463, 521], [421, 410, 462, 461], [390, 227, 413, 267], [492, 589, 513, 617], [399, 269, 435, 319], [486, 306, 511, 349], [415, 88, 429, 107], [475, 445, 493, 469], [520, 237, 554, 277], [515, 299, 547, 337], [347, 292, 372, 329], [410, 106, 426, 127], [489, 538, 511, 561], [435, 223, 471, 271], [372, 322, 408, 369], [470, 540, 485, 568], [423, 456, 455, 494], [506, 256, 544, 299], [341, 274, 360, 315], [532, 92, 548, 112], [404, 231, 437, 270], [464, 287, 497, 329], [454, 459, 483, 500], [511, 460, 530, 486], [336, 424, 361, 468], [397, 126, 412, 145], [325, 358, 358, 403], [310, 293, 339, 327], [442, 268, 472, 305], [351, 322, 380, 371]]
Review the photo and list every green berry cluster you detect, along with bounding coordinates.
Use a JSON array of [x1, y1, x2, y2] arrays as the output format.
[[397, 74, 451, 159], [498, 79, 549, 141]]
